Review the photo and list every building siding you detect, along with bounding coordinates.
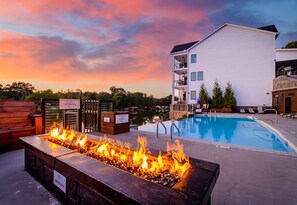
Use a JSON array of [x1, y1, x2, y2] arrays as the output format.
[[276, 49, 297, 61], [187, 25, 275, 106]]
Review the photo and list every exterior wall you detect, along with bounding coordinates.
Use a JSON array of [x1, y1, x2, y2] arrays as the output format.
[[272, 76, 297, 113], [172, 111, 188, 120], [276, 49, 297, 61], [272, 89, 297, 113], [187, 25, 276, 106]]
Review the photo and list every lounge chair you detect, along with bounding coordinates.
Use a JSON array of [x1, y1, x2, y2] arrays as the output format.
[[257, 106, 264, 114], [248, 108, 255, 114], [240, 109, 245, 113], [286, 114, 293, 118], [195, 108, 202, 114], [202, 104, 209, 113]]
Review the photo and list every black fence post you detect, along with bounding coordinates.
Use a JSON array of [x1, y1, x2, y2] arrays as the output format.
[[41, 98, 45, 134]]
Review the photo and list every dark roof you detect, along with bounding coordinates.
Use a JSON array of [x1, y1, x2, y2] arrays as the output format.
[[257, 25, 279, 38], [170, 41, 199, 54]]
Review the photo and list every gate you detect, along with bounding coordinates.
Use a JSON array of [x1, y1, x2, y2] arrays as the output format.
[[81, 100, 114, 133], [82, 100, 99, 133]]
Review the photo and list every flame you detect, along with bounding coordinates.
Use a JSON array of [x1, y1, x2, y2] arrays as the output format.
[[77, 135, 87, 147], [167, 140, 191, 177], [50, 127, 59, 138], [133, 136, 148, 169], [45, 124, 191, 183]]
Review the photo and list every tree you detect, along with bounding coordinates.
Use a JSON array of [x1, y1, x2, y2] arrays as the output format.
[[25, 89, 58, 113], [112, 94, 123, 109], [26, 89, 57, 101], [285, 41, 297, 48], [211, 80, 223, 108], [82, 91, 98, 100], [0, 84, 5, 100], [97, 92, 111, 100], [1, 81, 35, 100], [159, 95, 171, 106], [223, 82, 237, 108], [199, 83, 209, 105], [110, 86, 126, 96]]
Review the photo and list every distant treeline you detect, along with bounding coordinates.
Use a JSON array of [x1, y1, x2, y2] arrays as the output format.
[[0, 82, 171, 109]]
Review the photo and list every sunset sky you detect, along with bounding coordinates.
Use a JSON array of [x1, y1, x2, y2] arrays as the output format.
[[0, 0, 296, 98]]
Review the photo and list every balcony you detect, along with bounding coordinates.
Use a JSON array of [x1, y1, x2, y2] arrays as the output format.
[[173, 62, 188, 75], [173, 79, 187, 89]]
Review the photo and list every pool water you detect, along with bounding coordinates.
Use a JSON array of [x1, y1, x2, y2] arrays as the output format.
[[138, 116, 294, 153]]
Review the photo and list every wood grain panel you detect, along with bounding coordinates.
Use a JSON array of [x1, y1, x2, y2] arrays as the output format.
[[0, 100, 37, 152], [0, 106, 35, 112], [0, 121, 32, 129], [0, 112, 31, 118], [0, 100, 35, 107], [0, 116, 31, 124], [100, 112, 129, 135]]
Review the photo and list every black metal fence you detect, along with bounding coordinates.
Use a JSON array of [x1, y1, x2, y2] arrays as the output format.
[[41, 98, 114, 134], [42, 99, 63, 133], [82, 100, 99, 133]]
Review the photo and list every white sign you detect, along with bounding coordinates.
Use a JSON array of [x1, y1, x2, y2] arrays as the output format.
[[115, 114, 129, 124], [59, 99, 80, 109], [53, 170, 66, 193], [104, 117, 110, 123]]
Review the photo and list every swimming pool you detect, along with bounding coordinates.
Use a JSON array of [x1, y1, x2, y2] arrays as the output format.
[[138, 115, 294, 153]]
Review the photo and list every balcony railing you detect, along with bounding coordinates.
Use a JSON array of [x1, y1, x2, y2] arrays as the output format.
[[174, 62, 187, 70], [171, 104, 195, 112], [174, 79, 187, 86]]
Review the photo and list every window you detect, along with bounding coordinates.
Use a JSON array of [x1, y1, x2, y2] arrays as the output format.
[[190, 91, 196, 100], [190, 72, 196, 81], [197, 71, 203, 81], [191, 54, 197, 63]]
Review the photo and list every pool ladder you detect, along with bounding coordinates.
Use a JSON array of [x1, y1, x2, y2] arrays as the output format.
[[156, 121, 167, 138], [156, 120, 180, 140], [170, 121, 180, 140]]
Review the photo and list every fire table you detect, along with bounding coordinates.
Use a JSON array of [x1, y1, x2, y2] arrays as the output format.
[[19, 135, 219, 205]]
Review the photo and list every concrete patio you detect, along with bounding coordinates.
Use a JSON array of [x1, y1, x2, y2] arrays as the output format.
[[0, 114, 297, 205]]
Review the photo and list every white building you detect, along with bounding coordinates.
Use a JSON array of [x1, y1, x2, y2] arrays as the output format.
[[170, 23, 281, 114]]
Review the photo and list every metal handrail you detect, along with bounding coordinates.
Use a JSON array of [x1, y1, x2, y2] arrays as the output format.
[[170, 121, 180, 140], [156, 120, 167, 138], [251, 108, 278, 124]]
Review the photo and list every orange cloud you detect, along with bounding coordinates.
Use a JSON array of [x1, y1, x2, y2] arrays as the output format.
[[0, 1, 215, 97]]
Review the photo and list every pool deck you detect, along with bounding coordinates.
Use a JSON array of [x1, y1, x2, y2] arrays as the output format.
[[1, 114, 297, 205]]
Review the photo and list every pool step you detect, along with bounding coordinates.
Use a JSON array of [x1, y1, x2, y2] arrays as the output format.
[[242, 122, 262, 128]]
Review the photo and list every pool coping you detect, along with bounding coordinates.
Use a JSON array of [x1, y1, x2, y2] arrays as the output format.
[[254, 118, 297, 154]]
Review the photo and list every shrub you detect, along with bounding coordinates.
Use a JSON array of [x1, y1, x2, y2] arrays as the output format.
[[223, 82, 237, 108], [212, 80, 223, 108], [199, 83, 209, 105]]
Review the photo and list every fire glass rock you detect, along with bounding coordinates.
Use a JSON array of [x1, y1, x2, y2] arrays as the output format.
[[42, 125, 191, 188]]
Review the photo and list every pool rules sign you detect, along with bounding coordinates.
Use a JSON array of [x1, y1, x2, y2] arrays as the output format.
[[54, 170, 66, 193], [59, 99, 80, 109]]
